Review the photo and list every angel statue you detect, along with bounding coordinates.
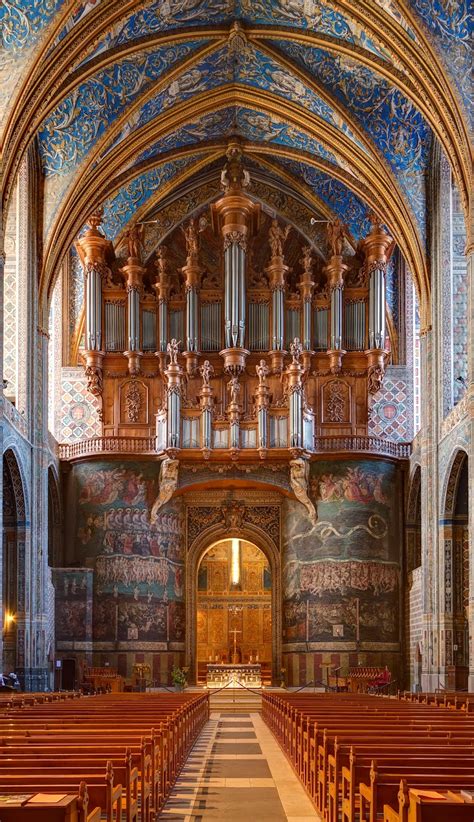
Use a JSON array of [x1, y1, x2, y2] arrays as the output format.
[[166, 338, 181, 365], [150, 458, 179, 523], [290, 458, 318, 525], [326, 218, 346, 258], [227, 375, 241, 405], [268, 219, 291, 259], [256, 359, 270, 385], [199, 359, 214, 387], [290, 337, 303, 365], [124, 223, 144, 261]]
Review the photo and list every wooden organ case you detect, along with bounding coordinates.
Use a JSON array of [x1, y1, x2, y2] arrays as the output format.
[[75, 143, 395, 458]]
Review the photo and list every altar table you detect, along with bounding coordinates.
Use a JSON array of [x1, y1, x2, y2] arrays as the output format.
[[206, 663, 262, 688]]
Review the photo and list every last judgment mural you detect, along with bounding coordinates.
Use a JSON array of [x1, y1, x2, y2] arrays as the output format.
[[282, 459, 402, 684], [57, 461, 186, 681]]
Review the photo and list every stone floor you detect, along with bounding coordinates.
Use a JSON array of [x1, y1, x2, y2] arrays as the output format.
[[158, 712, 319, 820]]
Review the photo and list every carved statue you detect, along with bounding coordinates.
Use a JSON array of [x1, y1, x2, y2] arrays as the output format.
[[290, 458, 318, 525], [166, 338, 180, 366], [268, 219, 291, 259], [182, 218, 199, 259], [301, 245, 312, 274], [124, 223, 144, 261], [150, 458, 179, 523], [256, 359, 270, 385], [368, 364, 384, 394], [221, 500, 246, 531], [199, 359, 214, 387], [85, 364, 103, 397], [220, 142, 251, 195], [327, 218, 346, 257], [290, 337, 303, 365], [155, 245, 168, 274], [227, 375, 241, 405]]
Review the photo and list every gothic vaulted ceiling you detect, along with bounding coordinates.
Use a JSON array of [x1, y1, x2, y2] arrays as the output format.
[[1, 0, 471, 327]]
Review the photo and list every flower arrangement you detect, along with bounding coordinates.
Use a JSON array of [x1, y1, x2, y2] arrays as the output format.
[[171, 666, 187, 688]]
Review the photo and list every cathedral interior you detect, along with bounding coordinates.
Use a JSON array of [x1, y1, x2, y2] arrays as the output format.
[[0, 0, 472, 702]]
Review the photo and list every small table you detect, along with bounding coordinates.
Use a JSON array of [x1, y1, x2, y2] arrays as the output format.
[[206, 663, 262, 688]]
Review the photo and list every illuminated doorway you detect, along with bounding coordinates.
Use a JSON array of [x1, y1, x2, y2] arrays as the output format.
[[196, 539, 272, 685]]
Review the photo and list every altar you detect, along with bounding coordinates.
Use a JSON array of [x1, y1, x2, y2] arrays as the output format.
[[206, 663, 262, 688]]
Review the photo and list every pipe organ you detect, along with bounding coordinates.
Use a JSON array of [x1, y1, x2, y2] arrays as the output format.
[[76, 147, 394, 459]]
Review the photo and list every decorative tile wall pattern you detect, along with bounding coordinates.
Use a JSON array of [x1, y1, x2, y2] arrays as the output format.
[[451, 183, 468, 405], [369, 365, 412, 442], [60, 367, 101, 442]]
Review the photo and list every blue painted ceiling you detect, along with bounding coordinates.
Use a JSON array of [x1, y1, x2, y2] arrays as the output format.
[[2, 0, 469, 259]]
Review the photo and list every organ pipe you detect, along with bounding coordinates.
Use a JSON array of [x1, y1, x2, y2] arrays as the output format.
[[122, 257, 144, 375], [75, 209, 113, 402], [362, 214, 394, 392], [211, 142, 260, 376]]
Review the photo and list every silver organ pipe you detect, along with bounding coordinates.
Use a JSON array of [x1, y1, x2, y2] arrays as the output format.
[[105, 301, 125, 351], [170, 310, 184, 348], [127, 286, 140, 352], [313, 307, 329, 351], [142, 308, 156, 352], [369, 266, 385, 350], [285, 308, 301, 349], [248, 302, 269, 351], [272, 286, 285, 350], [344, 300, 366, 351], [200, 303, 222, 351], [225, 242, 246, 348]]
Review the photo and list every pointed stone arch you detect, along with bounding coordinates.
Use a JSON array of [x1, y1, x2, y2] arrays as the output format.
[[185, 518, 281, 685], [2, 448, 28, 681]]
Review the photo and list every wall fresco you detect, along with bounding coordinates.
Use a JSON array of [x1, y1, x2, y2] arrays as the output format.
[[282, 459, 401, 680], [58, 461, 186, 682]]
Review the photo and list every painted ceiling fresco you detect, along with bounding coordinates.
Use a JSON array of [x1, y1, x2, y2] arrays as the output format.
[[1, 0, 469, 292]]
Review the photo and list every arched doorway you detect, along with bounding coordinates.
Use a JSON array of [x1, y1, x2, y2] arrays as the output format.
[[196, 539, 272, 685], [47, 466, 62, 568], [2, 450, 27, 679], [442, 450, 469, 689], [186, 523, 281, 685]]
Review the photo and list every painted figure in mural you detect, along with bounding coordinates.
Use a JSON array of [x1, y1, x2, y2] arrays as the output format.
[[268, 218, 291, 259], [327, 218, 347, 257], [182, 218, 199, 260], [166, 338, 180, 365], [150, 458, 179, 523], [199, 359, 214, 387], [290, 458, 318, 525], [227, 375, 241, 406], [124, 223, 144, 261], [256, 359, 270, 385], [290, 337, 303, 364]]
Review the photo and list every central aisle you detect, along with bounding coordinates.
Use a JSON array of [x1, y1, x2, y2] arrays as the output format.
[[159, 711, 319, 820]]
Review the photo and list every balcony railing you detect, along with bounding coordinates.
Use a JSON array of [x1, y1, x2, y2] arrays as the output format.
[[2, 397, 29, 439], [58, 434, 410, 461]]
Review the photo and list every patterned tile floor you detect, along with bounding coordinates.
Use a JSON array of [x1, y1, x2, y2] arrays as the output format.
[[158, 712, 319, 820]]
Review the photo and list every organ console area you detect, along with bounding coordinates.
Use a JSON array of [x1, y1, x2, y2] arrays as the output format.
[[75, 142, 395, 459]]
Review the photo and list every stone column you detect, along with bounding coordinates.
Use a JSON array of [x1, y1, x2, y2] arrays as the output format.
[[466, 236, 474, 690]]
